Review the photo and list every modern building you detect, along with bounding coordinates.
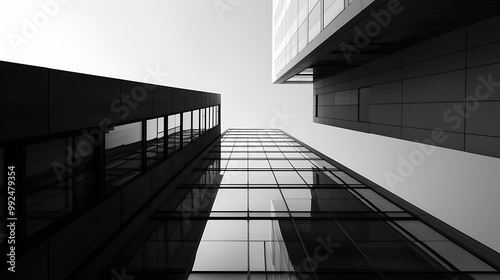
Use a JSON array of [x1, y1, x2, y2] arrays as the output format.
[[0, 60, 221, 279], [1, 60, 499, 279], [273, 0, 500, 158], [38, 129, 500, 279]]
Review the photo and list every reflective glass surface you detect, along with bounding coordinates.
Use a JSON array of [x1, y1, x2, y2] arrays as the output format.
[[113, 129, 499, 279], [105, 121, 142, 190]]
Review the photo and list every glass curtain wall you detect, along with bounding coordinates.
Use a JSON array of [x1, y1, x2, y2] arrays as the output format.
[[109, 129, 500, 280], [273, 0, 356, 75], [0, 105, 219, 246]]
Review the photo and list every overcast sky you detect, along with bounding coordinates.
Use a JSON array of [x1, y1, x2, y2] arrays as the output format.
[[1, 0, 499, 253]]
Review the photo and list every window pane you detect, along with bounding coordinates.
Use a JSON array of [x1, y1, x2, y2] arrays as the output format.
[[395, 221, 448, 241], [424, 241, 496, 271], [249, 171, 277, 184], [158, 117, 165, 156], [168, 114, 181, 153], [193, 110, 200, 139], [308, 1, 321, 42], [298, 20, 308, 52], [324, 0, 345, 27], [207, 107, 212, 129], [146, 118, 164, 166], [201, 220, 247, 241], [200, 108, 206, 133], [183, 111, 192, 146], [26, 138, 70, 235], [211, 107, 215, 129], [249, 189, 287, 211], [221, 171, 248, 185], [273, 171, 306, 184], [25, 136, 97, 236], [192, 241, 248, 271], [214, 106, 217, 127], [105, 121, 142, 191], [212, 189, 247, 211], [356, 189, 403, 212]]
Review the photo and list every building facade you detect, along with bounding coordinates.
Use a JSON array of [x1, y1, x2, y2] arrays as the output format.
[[0, 59, 498, 278], [85, 129, 500, 279], [0, 61, 221, 279], [273, 0, 500, 158]]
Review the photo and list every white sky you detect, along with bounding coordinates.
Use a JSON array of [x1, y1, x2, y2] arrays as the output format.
[[1, 0, 499, 253]]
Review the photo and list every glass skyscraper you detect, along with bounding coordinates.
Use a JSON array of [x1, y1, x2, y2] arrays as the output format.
[[105, 129, 500, 279]]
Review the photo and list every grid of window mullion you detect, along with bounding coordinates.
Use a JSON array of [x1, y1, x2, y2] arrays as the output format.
[[277, 130, 480, 276], [280, 132, 385, 276], [284, 137, 384, 276], [222, 139, 235, 171], [280, 138, 314, 187], [386, 220, 464, 272], [324, 169, 348, 185], [266, 132, 322, 278], [130, 129, 500, 277]]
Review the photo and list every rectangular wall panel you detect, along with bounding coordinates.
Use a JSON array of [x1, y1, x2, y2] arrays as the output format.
[[313, 16, 500, 158]]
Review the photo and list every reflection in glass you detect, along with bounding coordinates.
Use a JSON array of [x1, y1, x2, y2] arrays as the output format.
[[193, 109, 200, 140], [215, 105, 219, 127], [324, 0, 345, 27], [183, 111, 192, 146], [211, 189, 247, 211], [249, 171, 277, 184], [249, 189, 287, 211], [25, 135, 98, 236], [208, 106, 213, 129], [201, 220, 247, 241], [200, 108, 206, 134], [167, 113, 181, 153], [308, 0, 321, 42], [146, 117, 165, 166], [105, 121, 142, 190], [192, 241, 248, 271], [117, 129, 499, 279]]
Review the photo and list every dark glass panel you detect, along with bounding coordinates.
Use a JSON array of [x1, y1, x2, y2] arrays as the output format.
[[192, 109, 200, 140], [167, 113, 182, 154], [25, 135, 97, 236], [104, 121, 142, 191], [146, 117, 165, 166], [182, 111, 192, 146]]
